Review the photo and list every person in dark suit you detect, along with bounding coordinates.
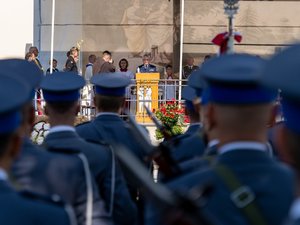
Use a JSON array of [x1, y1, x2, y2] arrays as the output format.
[[182, 56, 199, 80], [29, 46, 44, 115], [29, 46, 44, 72], [0, 72, 73, 225], [260, 44, 300, 225], [2, 59, 110, 225], [136, 54, 157, 73], [76, 73, 149, 224], [40, 72, 136, 225], [65, 47, 79, 73], [146, 54, 295, 225], [46, 58, 59, 74], [93, 50, 116, 75]]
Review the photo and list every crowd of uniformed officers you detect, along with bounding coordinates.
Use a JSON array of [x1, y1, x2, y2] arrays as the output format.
[[2, 43, 300, 225]]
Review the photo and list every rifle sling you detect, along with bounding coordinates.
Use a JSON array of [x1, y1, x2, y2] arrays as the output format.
[[213, 164, 268, 225]]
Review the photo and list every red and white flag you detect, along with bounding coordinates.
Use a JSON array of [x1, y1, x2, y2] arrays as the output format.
[[212, 32, 242, 54]]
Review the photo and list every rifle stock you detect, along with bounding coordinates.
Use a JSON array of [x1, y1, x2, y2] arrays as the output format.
[[113, 144, 216, 225], [126, 112, 181, 177]]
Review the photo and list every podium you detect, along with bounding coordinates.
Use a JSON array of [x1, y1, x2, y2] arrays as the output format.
[[135, 73, 160, 123]]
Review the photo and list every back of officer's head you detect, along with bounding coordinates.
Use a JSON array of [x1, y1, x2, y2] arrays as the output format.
[[94, 95, 124, 113], [261, 43, 300, 169], [201, 54, 277, 141], [91, 73, 130, 113], [40, 72, 85, 117]]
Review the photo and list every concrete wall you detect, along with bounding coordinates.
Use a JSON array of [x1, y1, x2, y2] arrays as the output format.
[[0, 0, 33, 59], [185, 1, 300, 55], [35, 0, 300, 73]]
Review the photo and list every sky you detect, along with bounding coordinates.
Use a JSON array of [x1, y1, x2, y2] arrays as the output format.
[[0, 0, 33, 59]]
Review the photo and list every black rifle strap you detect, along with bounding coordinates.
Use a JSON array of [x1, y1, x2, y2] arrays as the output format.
[[213, 164, 268, 225]]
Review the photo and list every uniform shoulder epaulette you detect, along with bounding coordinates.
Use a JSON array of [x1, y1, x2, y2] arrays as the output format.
[[19, 190, 66, 207], [75, 121, 91, 128]]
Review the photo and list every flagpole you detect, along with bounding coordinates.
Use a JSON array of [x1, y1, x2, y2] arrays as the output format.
[[178, 0, 185, 101], [224, 0, 239, 54], [50, 0, 55, 74]]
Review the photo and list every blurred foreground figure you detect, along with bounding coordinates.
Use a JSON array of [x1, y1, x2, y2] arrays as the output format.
[[41, 72, 136, 225], [261, 43, 300, 225], [0, 69, 72, 225], [5, 60, 108, 225], [146, 54, 295, 225], [76, 73, 148, 224]]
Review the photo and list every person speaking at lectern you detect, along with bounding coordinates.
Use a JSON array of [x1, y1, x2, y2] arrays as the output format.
[[136, 54, 157, 73]]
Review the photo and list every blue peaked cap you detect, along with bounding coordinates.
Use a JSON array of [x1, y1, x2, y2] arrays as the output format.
[[187, 69, 205, 97], [182, 86, 198, 111], [261, 43, 300, 134], [91, 73, 131, 97], [0, 59, 42, 99], [201, 54, 277, 104], [0, 75, 31, 134], [40, 72, 85, 102]]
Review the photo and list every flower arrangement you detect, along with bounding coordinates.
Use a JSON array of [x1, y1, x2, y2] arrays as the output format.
[[154, 100, 189, 140]]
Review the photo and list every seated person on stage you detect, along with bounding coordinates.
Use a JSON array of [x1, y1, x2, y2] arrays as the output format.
[[136, 54, 157, 73]]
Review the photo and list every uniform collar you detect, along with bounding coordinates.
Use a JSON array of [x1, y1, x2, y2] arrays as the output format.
[[49, 125, 76, 134], [0, 168, 8, 181], [96, 112, 120, 117], [219, 141, 267, 155]]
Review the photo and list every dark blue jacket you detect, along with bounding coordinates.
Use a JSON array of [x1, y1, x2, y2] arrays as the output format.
[[12, 138, 110, 225], [146, 148, 295, 225], [169, 124, 206, 163], [137, 64, 157, 73], [44, 130, 137, 225], [76, 114, 147, 164], [0, 180, 71, 225]]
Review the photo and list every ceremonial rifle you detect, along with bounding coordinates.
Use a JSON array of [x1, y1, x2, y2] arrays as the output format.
[[144, 105, 174, 141], [113, 144, 216, 225], [127, 112, 181, 178]]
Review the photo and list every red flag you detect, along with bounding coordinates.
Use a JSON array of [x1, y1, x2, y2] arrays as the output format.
[[212, 32, 242, 54]]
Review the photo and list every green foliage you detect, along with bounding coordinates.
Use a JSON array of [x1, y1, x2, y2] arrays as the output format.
[[154, 100, 186, 140]]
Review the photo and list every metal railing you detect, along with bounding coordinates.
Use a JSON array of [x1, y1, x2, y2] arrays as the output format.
[[34, 79, 188, 121]]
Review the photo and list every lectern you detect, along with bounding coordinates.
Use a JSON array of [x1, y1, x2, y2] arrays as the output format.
[[135, 73, 160, 123]]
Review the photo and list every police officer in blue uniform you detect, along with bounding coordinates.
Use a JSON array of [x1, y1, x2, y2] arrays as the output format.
[[158, 70, 208, 167], [3, 59, 109, 225], [146, 54, 295, 225], [76, 73, 148, 164], [168, 85, 206, 163], [40, 72, 136, 225], [136, 54, 157, 73], [260, 44, 300, 225], [76, 73, 149, 224], [0, 73, 72, 225], [180, 86, 202, 137]]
